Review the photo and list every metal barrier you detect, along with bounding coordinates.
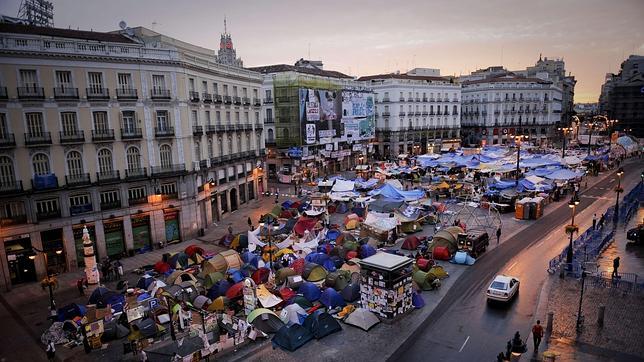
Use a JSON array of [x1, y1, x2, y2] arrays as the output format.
[[589, 272, 644, 295]]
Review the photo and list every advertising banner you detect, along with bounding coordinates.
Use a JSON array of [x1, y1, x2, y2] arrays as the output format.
[[300, 88, 342, 144], [341, 90, 375, 140]]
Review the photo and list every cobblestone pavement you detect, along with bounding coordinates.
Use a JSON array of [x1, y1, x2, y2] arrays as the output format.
[[596, 207, 644, 277], [545, 277, 644, 359]]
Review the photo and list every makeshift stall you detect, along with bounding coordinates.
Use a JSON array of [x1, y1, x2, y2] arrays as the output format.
[[358, 252, 413, 320]]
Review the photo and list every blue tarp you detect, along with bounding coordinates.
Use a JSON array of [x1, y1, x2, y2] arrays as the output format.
[[368, 184, 425, 201], [517, 178, 554, 192], [488, 180, 516, 190], [520, 157, 562, 169], [355, 179, 379, 189], [545, 169, 583, 181]]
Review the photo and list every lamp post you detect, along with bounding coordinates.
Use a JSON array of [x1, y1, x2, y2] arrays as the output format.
[[259, 220, 279, 271], [29, 247, 63, 313], [576, 266, 588, 332], [565, 196, 580, 265], [558, 127, 571, 158], [512, 134, 528, 186], [613, 167, 624, 225]]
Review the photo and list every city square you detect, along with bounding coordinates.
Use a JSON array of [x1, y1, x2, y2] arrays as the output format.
[[0, 1, 642, 361]]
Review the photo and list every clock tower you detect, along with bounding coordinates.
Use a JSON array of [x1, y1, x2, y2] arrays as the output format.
[[217, 17, 243, 68]]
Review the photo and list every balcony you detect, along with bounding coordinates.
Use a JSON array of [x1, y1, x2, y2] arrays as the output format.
[[223, 95, 232, 104], [53, 87, 79, 100], [151, 164, 186, 177], [0, 180, 23, 194], [37, 209, 61, 221], [422, 111, 429, 116], [125, 167, 148, 180], [382, 112, 391, 117], [59, 130, 85, 144], [240, 123, 254, 131], [65, 173, 91, 187], [210, 156, 222, 167], [100, 200, 121, 211], [264, 117, 274, 124], [70, 203, 92, 216], [382, 97, 390, 103], [86, 87, 110, 100], [0, 87, 7, 100], [407, 98, 414, 102], [242, 97, 250, 105], [128, 196, 148, 206], [17, 86, 45, 100], [399, 112, 406, 117], [116, 88, 138, 100], [91, 129, 115, 142], [199, 160, 208, 170], [414, 111, 421, 116], [32, 174, 58, 191], [0, 133, 16, 148], [436, 98, 442, 102], [155, 127, 175, 138], [0, 214, 27, 227], [202, 93, 212, 103], [253, 98, 261, 106], [215, 124, 228, 133], [213, 94, 222, 103], [189, 91, 200, 102], [422, 98, 428, 102], [24, 132, 52, 146], [436, 111, 442, 116], [233, 96, 241, 105], [192, 125, 203, 136], [151, 88, 171, 100], [263, 97, 273, 104], [265, 139, 276, 146], [96, 170, 120, 184], [121, 127, 143, 139], [415, 98, 421, 102], [429, 98, 435, 102], [205, 125, 217, 134]]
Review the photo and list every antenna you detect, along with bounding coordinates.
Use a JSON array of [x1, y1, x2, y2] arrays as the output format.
[[308, 43, 311, 59], [18, 0, 54, 27], [224, 15, 227, 34], [119, 20, 127, 30]]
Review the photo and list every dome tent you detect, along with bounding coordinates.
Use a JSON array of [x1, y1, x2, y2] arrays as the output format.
[[319, 288, 346, 308], [299, 282, 321, 302], [303, 311, 342, 339], [272, 324, 314, 352], [247, 308, 285, 334]]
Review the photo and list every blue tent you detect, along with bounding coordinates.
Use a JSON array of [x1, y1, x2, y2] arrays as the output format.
[[325, 229, 342, 242], [359, 244, 377, 259], [272, 324, 314, 352], [88, 287, 125, 312], [241, 251, 260, 268], [488, 180, 516, 190], [303, 311, 342, 339], [299, 282, 321, 302], [207, 280, 231, 299], [136, 275, 154, 289], [305, 252, 330, 266], [227, 268, 245, 283], [57, 303, 86, 322], [412, 291, 425, 309], [319, 288, 346, 308], [368, 184, 425, 201], [137, 292, 151, 302]]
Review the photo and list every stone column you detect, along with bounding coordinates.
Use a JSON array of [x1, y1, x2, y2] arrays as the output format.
[[94, 220, 107, 261], [122, 216, 134, 252], [62, 225, 77, 272]]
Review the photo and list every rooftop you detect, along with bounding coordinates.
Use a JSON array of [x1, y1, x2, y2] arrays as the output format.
[[247, 64, 353, 79], [0, 22, 136, 44], [463, 75, 552, 86], [357, 73, 450, 82]]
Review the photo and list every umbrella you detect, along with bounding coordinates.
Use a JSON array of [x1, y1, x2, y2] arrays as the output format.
[[344, 308, 380, 331], [225, 282, 245, 300]]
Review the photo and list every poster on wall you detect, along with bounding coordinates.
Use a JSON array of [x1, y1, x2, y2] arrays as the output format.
[[305, 123, 316, 144], [299, 88, 342, 144], [104, 221, 125, 258], [341, 91, 375, 140], [164, 209, 181, 244], [131, 215, 151, 252]]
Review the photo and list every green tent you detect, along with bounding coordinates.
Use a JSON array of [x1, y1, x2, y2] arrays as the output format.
[[204, 272, 225, 289]]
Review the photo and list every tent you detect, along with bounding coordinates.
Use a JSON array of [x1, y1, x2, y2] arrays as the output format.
[[401, 236, 421, 250], [325, 271, 350, 291], [102, 319, 130, 340], [340, 259, 361, 274], [184, 245, 204, 258], [452, 250, 476, 265], [225, 282, 244, 300], [133, 318, 157, 338], [279, 287, 297, 302], [280, 303, 308, 325], [319, 288, 346, 308], [203, 272, 225, 289], [136, 275, 155, 290], [88, 287, 125, 312], [299, 282, 322, 302], [202, 250, 243, 276], [293, 217, 319, 237], [412, 291, 425, 309], [303, 263, 328, 282], [430, 227, 463, 254], [276, 267, 297, 285], [272, 324, 314, 352], [227, 268, 245, 283], [326, 229, 342, 242], [291, 295, 313, 309], [344, 308, 380, 331], [168, 252, 190, 269], [369, 184, 425, 201], [147, 280, 167, 297], [192, 295, 212, 309], [167, 271, 198, 286], [545, 169, 583, 181], [341, 283, 360, 302], [359, 244, 377, 259], [206, 296, 228, 312], [241, 251, 260, 268], [251, 267, 271, 285], [413, 270, 438, 290], [153, 261, 171, 274], [303, 311, 342, 339], [247, 308, 285, 334], [57, 303, 86, 322], [368, 199, 404, 213], [206, 280, 231, 299], [162, 284, 184, 300]]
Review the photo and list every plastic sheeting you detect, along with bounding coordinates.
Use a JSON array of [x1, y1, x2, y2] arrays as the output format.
[[332, 179, 355, 192], [368, 184, 425, 201], [364, 213, 398, 232]]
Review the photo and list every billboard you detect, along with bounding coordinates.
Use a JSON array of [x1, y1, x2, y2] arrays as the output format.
[[299, 88, 343, 145], [342, 90, 375, 141]]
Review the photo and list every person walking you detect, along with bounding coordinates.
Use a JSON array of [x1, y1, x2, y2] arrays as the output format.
[[612, 257, 620, 279], [46, 340, 56, 361], [496, 227, 502, 245], [116, 260, 124, 281], [592, 214, 597, 230], [247, 217, 253, 231], [531, 320, 544, 352], [77, 277, 86, 296]]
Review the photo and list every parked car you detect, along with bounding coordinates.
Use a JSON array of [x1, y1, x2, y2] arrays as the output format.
[[487, 275, 520, 302], [457, 230, 489, 258], [626, 224, 643, 244]]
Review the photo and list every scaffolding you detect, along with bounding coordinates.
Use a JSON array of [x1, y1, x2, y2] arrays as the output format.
[[18, 0, 54, 27]]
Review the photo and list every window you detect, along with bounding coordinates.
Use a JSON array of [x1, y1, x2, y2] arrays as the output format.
[[32, 154, 50, 175], [215, 111, 221, 124], [159, 144, 172, 167], [97, 149, 113, 173], [205, 111, 211, 125], [223, 84, 229, 96], [121, 111, 136, 132], [0, 156, 15, 185], [160, 182, 177, 196], [100, 190, 120, 207], [194, 141, 201, 161], [126, 147, 141, 170], [36, 198, 59, 215], [26, 112, 44, 136], [237, 134, 242, 153], [267, 129, 274, 142], [88, 72, 104, 92], [152, 75, 166, 91], [202, 81, 208, 93], [226, 111, 231, 124], [156, 111, 170, 130], [188, 78, 195, 92], [70, 194, 91, 207], [117, 73, 132, 90], [55, 71, 72, 89], [93, 111, 109, 131], [266, 108, 273, 121], [212, 82, 218, 95], [233, 86, 238, 97], [242, 87, 247, 97], [128, 186, 146, 202], [218, 138, 223, 157], [19, 69, 38, 88], [208, 139, 214, 158], [265, 89, 272, 99], [235, 112, 240, 123], [0, 201, 25, 220], [60, 112, 78, 135], [66, 151, 83, 176], [191, 110, 199, 126], [0, 114, 7, 139]]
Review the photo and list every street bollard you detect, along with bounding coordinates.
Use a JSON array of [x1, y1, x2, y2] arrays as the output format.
[[547, 312, 554, 334], [598, 305, 605, 328]]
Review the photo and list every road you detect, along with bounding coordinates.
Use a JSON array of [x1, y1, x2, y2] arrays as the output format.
[[395, 167, 642, 362]]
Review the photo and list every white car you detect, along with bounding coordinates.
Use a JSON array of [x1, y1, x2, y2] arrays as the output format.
[[487, 275, 520, 302]]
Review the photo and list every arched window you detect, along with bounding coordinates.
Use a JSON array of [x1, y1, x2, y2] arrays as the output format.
[[126, 146, 141, 171], [159, 144, 172, 167], [227, 137, 233, 154], [267, 129, 274, 142], [246, 134, 251, 151], [0, 156, 15, 185], [237, 135, 242, 153], [218, 138, 223, 157], [66, 151, 83, 176], [33, 153, 50, 175], [97, 149, 113, 173]]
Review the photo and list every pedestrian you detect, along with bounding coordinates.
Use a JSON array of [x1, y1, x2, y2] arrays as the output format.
[[247, 216, 252, 230], [140, 350, 148, 362], [45, 340, 56, 361], [592, 213, 597, 230], [116, 260, 124, 281], [77, 277, 86, 296], [496, 226, 502, 245], [532, 320, 544, 352], [228, 225, 233, 236], [612, 256, 620, 279]]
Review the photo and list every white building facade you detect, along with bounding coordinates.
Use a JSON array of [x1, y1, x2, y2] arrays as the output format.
[[358, 69, 461, 157]]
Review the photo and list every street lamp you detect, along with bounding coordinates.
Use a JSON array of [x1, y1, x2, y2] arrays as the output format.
[[259, 220, 279, 271], [613, 167, 624, 225], [512, 134, 528, 186], [565, 196, 580, 265], [557, 127, 571, 158], [29, 247, 63, 313]]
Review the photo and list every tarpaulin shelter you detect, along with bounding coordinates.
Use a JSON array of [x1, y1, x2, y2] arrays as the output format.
[[184, 245, 204, 258], [192, 295, 211, 309], [368, 199, 404, 213], [369, 184, 425, 201], [299, 282, 322, 302], [401, 236, 421, 250], [102, 319, 130, 340], [203, 272, 225, 289], [319, 288, 346, 308], [303, 311, 342, 339], [247, 308, 285, 334], [545, 169, 583, 181], [153, 261, 171, 274], [257, 284, 283, 308], [272, 324, 314, 351], [168, 252, 190, 269], [341, 283, 360, 302], [280, 303, 308, 325], [344, 308, 380, 331], [136, 275, 155, 289], [206, 280, 231, 299], [303, 263, 328, 282], [294, 217, 319, 236], [57, 303, 86, 322]]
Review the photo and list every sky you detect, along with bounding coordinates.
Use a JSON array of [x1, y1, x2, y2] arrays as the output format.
[[1, 0, 643, 102]]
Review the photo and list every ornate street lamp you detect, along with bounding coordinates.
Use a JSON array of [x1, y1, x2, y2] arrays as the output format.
[[557, 127, 571, 158], [29, 247, 63, 313], [613, 167, 624, 225], [565, 196, 580, 265]]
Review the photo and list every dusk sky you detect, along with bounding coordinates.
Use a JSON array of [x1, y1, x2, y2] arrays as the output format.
[[1, 0, 642, 102]]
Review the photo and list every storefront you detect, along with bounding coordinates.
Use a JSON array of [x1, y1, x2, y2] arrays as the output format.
[[74, 224, 97, 267], [41, 228, 66, 274], [220, 192, 228, 214], [131, 215, 152, 253], [164, 209, 181, 244], [104, 220, 125, 259], [4, 235, 36, 285]]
